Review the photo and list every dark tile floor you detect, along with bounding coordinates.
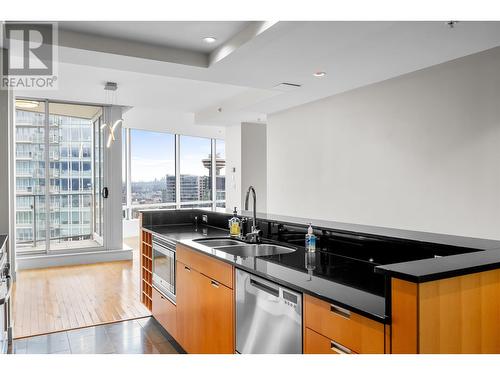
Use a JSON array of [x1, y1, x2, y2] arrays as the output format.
[[9, 317, 183, 354]]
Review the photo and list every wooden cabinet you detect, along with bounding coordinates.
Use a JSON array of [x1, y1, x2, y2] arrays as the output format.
[[391, 269, 500, 354], [304, 294, 385, 354], [152, 287, 177, 340], [198, 272, 234, 353], [176, 244, 235, 354], [305, 328, 357, 354], [176, 261, 202, 353], [177, 244, 233, 288]]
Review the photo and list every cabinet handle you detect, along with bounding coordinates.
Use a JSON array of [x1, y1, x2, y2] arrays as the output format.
[[330, 340, 352, 354], [184, 265, 191, 272], [330, 303, 351, 319], [211, 280, 219, 288]]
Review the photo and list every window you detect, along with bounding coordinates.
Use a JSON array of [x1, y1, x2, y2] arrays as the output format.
[[122, 130, 226, 218], [179, 135, 212, 202], [130, 129, 175, 206], [15, 99, 103, 254]]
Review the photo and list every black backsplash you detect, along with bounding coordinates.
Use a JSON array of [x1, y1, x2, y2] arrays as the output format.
[[141, 209, 480, 297]]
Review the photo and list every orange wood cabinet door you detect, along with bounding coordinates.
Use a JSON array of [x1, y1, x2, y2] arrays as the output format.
[[176, 260, 202, 354], [152, 287, 177, 340], [304, 294, 385, 354], [198, 273, 234, 354], [177, 244, 233, 288], [304, 328, 356, 354]]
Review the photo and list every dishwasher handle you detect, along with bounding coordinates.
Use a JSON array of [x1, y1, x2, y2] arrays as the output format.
[[249, 278, 280, 297]]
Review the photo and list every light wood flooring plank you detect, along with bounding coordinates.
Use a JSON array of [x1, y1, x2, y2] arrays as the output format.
[[12, 239, 150, 338]]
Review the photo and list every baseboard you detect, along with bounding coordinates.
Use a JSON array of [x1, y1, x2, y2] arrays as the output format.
[[16, 248, 133, 270]]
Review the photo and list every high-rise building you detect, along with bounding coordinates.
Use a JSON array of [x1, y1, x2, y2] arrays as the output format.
[[15, 108, 94, 250]]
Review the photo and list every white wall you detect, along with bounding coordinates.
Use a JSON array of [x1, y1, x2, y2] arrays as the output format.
[[103, 106, 126, 250], [225, 124, 242, 210], [225, 122, 267, 213], [241, 123, 267, 212], [0, 88, 11, 235], [0, 68, 14, 275], [267, 47, 500, 240], [123, 106, 225, 139]]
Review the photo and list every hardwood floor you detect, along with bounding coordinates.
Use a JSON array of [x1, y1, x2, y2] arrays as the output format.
[[12, 237, 150, 339]]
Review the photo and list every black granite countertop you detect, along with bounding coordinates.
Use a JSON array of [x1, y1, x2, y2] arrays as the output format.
[[140, 209, 500, 285], [375, 248, 500, 282], [142, 224, 387, 323], [142, 224, 229, 242]]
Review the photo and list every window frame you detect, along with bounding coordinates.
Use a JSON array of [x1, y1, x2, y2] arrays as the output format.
[[122, 129, 226, 220]]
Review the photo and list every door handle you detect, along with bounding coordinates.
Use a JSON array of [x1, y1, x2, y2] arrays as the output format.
[[249, 278, 279, 297], [210, 280, 219, 288], [184, 265, 191, 272], [102, 187, 109, 198], [330, 340, 352, 354], [330, 303, 351, 319]]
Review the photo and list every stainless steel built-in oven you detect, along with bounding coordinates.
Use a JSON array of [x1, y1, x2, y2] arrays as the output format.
[[152, 236, 176, 303]]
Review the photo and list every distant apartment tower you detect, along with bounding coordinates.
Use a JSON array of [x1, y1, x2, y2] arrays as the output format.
[[15, 108, 94, 248], [161, 175, 176, 202]]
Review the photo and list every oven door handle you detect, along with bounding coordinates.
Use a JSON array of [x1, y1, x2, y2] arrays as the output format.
[[153, 243, 176, 255]]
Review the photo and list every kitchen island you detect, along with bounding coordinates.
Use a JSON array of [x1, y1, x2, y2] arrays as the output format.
[[139, 208, 500, 354]]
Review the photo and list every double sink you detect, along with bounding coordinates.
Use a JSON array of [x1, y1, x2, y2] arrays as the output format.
[[193, 238, 296, 257]]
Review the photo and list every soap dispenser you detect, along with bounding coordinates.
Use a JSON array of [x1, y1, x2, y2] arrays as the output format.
[[305, 223, 316, 252], [229, 207, 241, 238]]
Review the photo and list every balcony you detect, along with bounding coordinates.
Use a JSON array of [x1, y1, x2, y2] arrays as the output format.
[[16, 170, 33, 177], [15, 192, 95, 252]]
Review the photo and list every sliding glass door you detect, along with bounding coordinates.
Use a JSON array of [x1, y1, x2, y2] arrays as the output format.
[[15, 99, 105, 255]]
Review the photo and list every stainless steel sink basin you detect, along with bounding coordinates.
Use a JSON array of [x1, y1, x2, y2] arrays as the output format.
[[213, 244, 296, 257], [194, 238, 244, 247]]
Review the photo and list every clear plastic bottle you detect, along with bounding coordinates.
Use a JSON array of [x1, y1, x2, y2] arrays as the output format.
[[305, 223, 316, 252]]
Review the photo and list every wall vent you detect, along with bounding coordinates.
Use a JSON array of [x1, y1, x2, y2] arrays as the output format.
[[273, 82, 302, 92]]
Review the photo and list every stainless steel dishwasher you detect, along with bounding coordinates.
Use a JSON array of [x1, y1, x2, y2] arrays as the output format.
[[236, 268, 302, 354]]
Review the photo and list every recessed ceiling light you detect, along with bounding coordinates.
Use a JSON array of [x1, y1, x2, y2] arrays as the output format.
[[203, 37, 217, 44], [16, 100, 40, 109], [313, 71, 327, 78]]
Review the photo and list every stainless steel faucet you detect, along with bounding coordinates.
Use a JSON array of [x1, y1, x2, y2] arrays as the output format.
[[244, 186, 260, 243]]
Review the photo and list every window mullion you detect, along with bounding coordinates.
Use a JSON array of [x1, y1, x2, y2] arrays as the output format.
[[175, 134, 181, 209], [125, 128, 132, 219], [44, 99, 50, 253], [211, 139, 216, 211]]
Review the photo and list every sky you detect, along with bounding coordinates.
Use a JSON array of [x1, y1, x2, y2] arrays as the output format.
[[129, 129, 225, 182]]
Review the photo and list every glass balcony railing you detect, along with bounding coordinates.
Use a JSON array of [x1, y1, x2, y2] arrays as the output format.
[[15, 192, 94, 250]]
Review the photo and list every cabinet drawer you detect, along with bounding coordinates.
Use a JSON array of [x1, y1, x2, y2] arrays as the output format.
[[305, 328, 356, 354], [304, 294, 385, 354], [177, 244, 233, 289], [152, 287, 177, 339]]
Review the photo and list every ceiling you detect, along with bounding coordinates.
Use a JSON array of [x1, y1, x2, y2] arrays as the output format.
[[14, 21, 500, 128], [58, 21, 250, 53], [15, 100, 102, 119]]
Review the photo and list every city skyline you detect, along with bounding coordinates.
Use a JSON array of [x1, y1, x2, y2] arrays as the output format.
[[130, 129, 225, 182]]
